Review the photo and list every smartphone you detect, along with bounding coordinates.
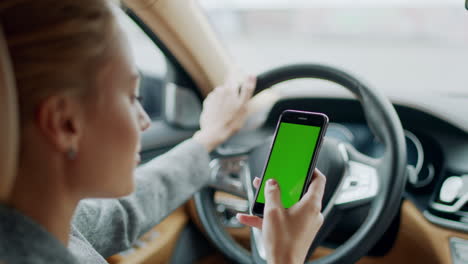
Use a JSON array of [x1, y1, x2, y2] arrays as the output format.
[[251, 110, 329, 217]]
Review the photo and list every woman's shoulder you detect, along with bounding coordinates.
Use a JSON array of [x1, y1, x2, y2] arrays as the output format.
[[0, 204, 79, 264]]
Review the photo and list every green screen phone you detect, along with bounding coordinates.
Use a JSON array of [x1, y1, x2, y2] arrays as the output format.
[[252, 110, 328, 216]]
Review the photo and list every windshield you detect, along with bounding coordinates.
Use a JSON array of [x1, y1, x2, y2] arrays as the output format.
[[199, 0, 468, 97]]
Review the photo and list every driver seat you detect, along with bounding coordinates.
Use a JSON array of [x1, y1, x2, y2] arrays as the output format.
[[0, 22, 19, 203]]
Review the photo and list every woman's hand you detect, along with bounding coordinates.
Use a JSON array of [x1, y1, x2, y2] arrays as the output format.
[[237, 169, 326, 264], [193, 74, 256, 152]]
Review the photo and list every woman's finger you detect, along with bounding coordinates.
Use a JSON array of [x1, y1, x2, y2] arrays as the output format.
[[225, 68, 242, 85], [309, 169, 326, 199], [298, 169, 326, 210], [253, 177, 261, 189], [236, 213, 263, 229], [264, 179, 283, 215], [240, 75, 256, 102], [225, 71, 243, 94]]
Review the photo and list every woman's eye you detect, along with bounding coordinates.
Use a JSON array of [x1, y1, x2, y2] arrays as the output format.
[[132, 95, 143, 103]]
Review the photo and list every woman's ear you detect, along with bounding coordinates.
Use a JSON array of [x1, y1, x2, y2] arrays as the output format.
[[36, 95, 83, 156]]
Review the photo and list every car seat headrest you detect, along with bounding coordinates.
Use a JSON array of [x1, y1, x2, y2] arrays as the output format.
[[0, 22, 19, 203]]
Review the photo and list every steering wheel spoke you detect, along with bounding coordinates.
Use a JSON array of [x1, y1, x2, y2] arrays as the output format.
[[334, 144, 380, 209], [208, 155, 250, 199]]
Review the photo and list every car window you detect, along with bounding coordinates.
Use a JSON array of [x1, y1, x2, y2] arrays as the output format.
[[199, 0, 468, 97], [115, 8, 167, 120]]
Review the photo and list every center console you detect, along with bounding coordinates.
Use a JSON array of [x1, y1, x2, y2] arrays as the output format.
[[425, 172, 468, 232], [424, 171, 468, 263]]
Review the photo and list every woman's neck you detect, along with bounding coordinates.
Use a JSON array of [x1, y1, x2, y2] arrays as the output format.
[[9, 168, 80, 245]]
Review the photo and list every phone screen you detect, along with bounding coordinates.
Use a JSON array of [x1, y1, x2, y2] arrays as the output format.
[[255, 122, 321, 208]]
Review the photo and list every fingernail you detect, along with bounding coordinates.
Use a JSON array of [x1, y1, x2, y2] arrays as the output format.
[[267, 179, 277, 187]]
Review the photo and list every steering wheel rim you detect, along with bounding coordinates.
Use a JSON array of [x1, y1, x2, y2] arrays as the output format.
[[195, 63, 407, 264]]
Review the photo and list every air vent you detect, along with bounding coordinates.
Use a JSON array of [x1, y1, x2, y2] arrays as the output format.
[[425, 174, 468, 232]]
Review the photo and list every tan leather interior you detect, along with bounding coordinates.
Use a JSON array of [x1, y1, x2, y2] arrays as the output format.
[[107, 206, 189, 264], [310, 200, 468, 263], [192, 200, 468, 264], [0, 23, 19, 203], [187, 193, 251, 249]]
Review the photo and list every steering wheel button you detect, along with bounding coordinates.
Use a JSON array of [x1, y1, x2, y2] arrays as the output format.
[[360, 176, 371, 185]]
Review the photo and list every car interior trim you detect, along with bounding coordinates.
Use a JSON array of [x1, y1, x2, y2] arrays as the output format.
[[424, 210, 468, 233], [107, 207, 189, 264], [124, 0, 232, 96], [404, 130, 425, 180], [431, 194, 468, 214]]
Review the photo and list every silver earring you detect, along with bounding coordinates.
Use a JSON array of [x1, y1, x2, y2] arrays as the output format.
[[67, 148, 77, 160]]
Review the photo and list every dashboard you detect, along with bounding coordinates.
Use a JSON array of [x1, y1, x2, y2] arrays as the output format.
[[222, 97, 468, 255]]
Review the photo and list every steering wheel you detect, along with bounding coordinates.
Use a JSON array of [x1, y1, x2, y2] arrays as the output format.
[[194, 64, 407, 264]]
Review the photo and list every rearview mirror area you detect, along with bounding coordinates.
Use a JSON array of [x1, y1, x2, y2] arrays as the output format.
[[164, 83, 202, 129]]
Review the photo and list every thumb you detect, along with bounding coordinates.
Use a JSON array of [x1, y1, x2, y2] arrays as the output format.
[[264, 179, 282, 212]]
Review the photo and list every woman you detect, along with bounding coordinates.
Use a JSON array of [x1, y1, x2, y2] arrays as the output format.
[[0, 0, 326, 263]]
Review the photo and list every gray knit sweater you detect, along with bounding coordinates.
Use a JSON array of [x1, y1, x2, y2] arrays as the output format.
[[0, 139, 211, 264]]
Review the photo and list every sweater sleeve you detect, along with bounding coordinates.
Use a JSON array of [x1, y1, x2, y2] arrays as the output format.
[[70, 139, 211, 258]]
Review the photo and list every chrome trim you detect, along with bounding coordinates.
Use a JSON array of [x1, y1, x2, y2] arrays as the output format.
[[423, 210, 468, 233], [431, 194, 468, 213], [209, 156, 248, 198], [413, 162, 435, 188], [214, 197, 249, 212], [404, 130, 424, 179]]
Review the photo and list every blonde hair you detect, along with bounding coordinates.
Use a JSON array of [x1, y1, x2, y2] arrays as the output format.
[[0, 0, 117, 124]]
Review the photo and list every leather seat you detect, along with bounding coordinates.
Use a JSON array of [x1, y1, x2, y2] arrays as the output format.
[[0, 23, 19, 203]]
